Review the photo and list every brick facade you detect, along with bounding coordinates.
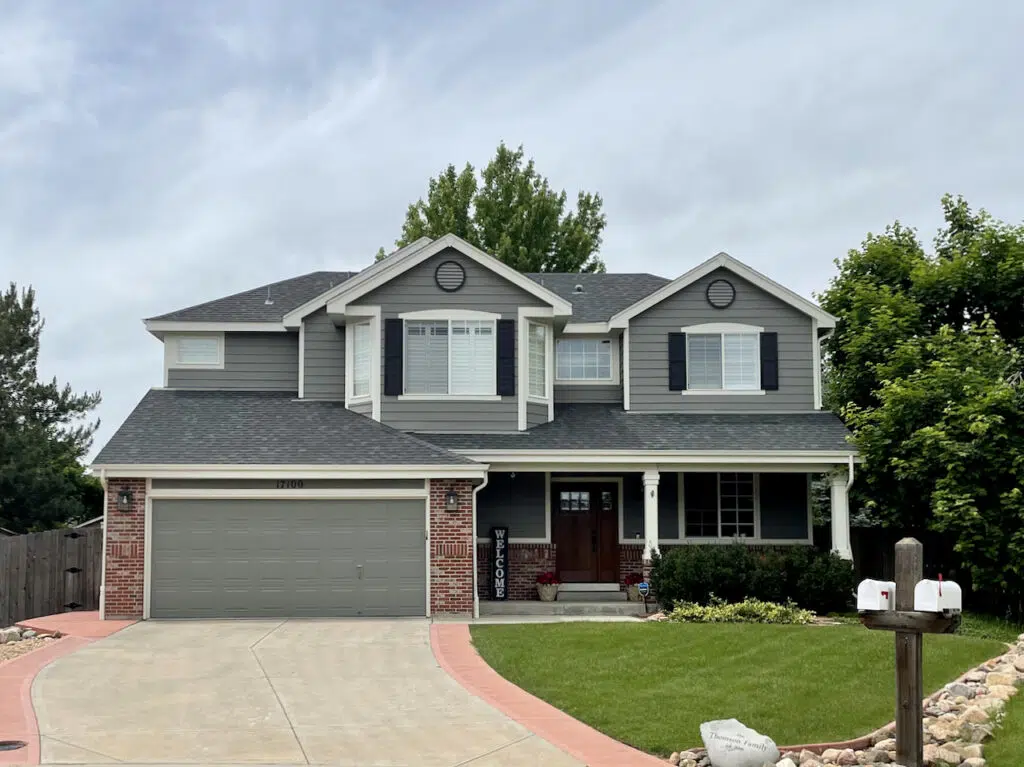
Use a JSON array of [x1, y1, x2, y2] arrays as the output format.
[[429, 479, 475, 616], [619, 543, 645, 587], [103, 478, 146, 619], [477, 542, 557, 600]]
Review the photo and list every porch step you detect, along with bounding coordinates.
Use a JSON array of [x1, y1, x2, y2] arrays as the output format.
[[557, 590, 627, 602], [479, 600, 647, 617]]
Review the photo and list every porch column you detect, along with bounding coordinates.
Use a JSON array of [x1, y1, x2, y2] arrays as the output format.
[[642, 470, 660, 562], [829, 469, 853, 561]]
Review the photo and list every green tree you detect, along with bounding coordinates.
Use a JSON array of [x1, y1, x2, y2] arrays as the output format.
[[378, 142, 606, 272], [0, 284, 101, 532]]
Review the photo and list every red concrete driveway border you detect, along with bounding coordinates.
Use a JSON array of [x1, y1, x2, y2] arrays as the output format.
[[0, 612, 135, 765], [430, 623, 665, 767]]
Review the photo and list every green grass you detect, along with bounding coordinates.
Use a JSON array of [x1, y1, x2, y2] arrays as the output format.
[[955, 612, 1024, 644], [470, 623, 1003, 757], [988, 693, 1024, 767]]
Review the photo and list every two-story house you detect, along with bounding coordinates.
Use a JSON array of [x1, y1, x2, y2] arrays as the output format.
[[93, 234, 856, 620]]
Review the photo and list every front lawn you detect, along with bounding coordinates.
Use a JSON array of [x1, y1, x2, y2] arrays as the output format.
[[470, 623, 1003, 757], [988, 694, 1024, 767]]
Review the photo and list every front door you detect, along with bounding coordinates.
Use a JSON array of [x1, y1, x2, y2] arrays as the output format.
[[551, 482, 619, 582]]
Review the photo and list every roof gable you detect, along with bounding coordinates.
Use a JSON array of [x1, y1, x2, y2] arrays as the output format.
[[608, 252, 836, 329]]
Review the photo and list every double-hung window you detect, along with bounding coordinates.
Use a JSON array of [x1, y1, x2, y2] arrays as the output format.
[[405, 319, 495, 395], [528, 322, 547, 399], [351, 321, 372, 398], [685, 326, 760, 391], [683, 472, 756, 538], [555, 338, 614, 382]]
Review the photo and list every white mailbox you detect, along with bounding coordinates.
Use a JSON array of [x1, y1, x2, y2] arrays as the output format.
[[857, 579, 896, 611], [914, 579, 962, 614]]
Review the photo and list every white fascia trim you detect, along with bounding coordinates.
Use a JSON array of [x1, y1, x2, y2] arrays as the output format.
[[146, 321, 286, 338], [281, 237, 433, 328], [452, 449, 855, 465], [812, 318, 822, 410], [313, 234, 572, 321], [681, 322, 764, 334], [399, 309, 501, 321], [608, 252, 837, 329], [553, 334, 620, 386], [92, 464, 489, 479], [562, 322, 609, 334], [148, 488, 428, 500]]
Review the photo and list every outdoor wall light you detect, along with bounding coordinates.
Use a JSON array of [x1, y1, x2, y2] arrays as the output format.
[[445, 488, 459, 512], [116, 489, 134, 512]]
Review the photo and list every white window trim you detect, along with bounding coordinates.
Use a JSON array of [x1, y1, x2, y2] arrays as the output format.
[[673, 472, 761, 542], [164, 334, 225, 384], [476, 471, 553, 544], [401, 314, 498, 400], [681, 322, 764, 395], [554, 335, 620, 385], [526, 320, 550, 403], [345, 306, 381, 420]]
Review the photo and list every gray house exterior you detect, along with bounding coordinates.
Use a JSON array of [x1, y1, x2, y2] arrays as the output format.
[[93, 234, 856, 621]]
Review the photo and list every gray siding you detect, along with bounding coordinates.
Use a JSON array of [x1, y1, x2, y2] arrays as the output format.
[[477, 472, 547, 539], [760, 473, 810, 539], [628, 267, 815, 411], [554, 384, 622, 404], [168, 332, 298, 391], [302, 308, 345, 400], [352, 248, 545, 432], [621, 472, 680, 541], [527, 401, 548, 428], [350, 400, 372, 417]]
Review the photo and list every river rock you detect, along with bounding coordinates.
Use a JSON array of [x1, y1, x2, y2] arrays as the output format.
[[945, 682, 973, 699], [985, 671, 1016, 687], [699, 719, 779, 767]]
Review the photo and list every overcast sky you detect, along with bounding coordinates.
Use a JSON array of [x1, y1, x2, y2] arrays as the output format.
[[2, 0, 1022, 458]]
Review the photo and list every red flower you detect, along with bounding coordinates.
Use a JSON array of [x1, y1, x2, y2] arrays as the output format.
[[624, 573, 644, 586], [536, 572, 560, 585]]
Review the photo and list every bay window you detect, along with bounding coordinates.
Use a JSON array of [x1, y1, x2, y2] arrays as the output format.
[[555, 338, 614, 382], [528, 322, 547, 399], [351, 321, 371, 398], [404, 319, 495, 395]]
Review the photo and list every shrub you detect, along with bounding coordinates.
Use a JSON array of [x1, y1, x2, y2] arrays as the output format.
[[666, 596, 816, 625], [650, 544, 855, 614]]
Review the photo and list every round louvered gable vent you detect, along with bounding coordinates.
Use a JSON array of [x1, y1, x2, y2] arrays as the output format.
[[435, 260, 466, 292], [706, 279, 736, 309]]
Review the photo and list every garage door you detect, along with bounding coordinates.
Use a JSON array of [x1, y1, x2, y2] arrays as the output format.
[[150, 499, 426, 618]]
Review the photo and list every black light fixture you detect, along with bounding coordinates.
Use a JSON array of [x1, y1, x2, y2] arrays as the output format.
[[445, 488, 459, 512], [116, 489, 134, 512]]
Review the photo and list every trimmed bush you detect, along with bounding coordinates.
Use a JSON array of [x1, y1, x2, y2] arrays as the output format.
[[666, 596, 816, 625], [650, 544, 855, 614]]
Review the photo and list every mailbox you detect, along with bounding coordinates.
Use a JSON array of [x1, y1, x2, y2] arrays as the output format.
[[914, 579, 962, 614], [857, 579, 896, 611]]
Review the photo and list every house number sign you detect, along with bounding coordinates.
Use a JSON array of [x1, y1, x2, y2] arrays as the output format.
[[275, 480, 304, 489], [490, 527, 509, 600]]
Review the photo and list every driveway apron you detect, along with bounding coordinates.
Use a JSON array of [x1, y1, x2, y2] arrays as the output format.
[[31, 619, 583, 766]]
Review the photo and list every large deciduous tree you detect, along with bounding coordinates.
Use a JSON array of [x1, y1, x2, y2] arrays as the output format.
[[377, 142, 606, 273], [0, 284, 101, 532]]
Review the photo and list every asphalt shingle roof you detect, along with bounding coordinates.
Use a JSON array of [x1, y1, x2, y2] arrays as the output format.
[[525, 272, 670, 323], [93, 390, 476, 466], [147, 271, 358, 323], [422, 404, 854, 453]]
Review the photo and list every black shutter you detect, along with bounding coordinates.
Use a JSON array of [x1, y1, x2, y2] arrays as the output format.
[[760, 332, 779, 391], [668, 332, 687, 391], [384, 318, 403, 396], [496, 319, 516, 396]]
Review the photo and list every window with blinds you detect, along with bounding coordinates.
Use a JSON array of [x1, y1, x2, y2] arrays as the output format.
[[404, 319, 495, 395], [528, 322, 547, 398], [174, 336, 222, 366], [352, 322, 371, 398], [687, 332, 760, 391], [555, 338, 612, 381]]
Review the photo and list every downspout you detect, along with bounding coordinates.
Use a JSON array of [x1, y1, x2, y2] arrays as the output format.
[[847, 454, 855, 491], [471, 471, 490, 620], [98, 469, 108, 620]]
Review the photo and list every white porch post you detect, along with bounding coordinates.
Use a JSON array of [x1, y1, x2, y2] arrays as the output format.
[[642, 470, 660, 562], [829, 469, 853, 560]]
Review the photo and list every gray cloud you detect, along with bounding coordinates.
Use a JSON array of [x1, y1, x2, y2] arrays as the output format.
[[1, 0, 1021, 457]]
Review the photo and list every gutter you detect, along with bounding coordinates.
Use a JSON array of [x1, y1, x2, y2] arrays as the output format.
[[471, 474, 490, 620]]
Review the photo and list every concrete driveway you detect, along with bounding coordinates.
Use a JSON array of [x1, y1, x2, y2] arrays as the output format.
[[31, 620, 583, 766]]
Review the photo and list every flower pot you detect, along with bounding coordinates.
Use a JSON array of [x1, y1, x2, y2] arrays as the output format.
[[537, 583, 559, 602], [626, 585, 641, 602]]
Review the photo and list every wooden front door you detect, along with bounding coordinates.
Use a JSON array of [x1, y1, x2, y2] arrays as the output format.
[[552, 482, 619, 583]]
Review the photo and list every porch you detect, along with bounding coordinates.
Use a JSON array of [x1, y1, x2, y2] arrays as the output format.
[[475, 467, 853, 603]]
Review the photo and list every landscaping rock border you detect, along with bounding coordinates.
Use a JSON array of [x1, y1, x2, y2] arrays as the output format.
[[668, 633, 1024, 767], [0, 624, 60, 664]]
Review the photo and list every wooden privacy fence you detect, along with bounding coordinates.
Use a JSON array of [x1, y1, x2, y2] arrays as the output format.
[[0, 527, 103, 627]]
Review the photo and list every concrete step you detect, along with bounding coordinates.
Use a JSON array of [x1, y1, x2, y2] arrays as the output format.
[[557, 590, 627, 602], [479, 600, 647, 617]]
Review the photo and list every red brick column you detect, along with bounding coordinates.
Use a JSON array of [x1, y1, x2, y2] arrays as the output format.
[[429, 479, 474, 616], [619, 543, 644, 589], [103, 479, 146, 619]]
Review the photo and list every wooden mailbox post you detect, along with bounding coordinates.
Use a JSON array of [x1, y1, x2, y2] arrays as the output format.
[[858, 537, 961, 767]]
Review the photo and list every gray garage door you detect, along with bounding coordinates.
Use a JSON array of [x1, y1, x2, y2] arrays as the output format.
[[150, 499, 426, 618]]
